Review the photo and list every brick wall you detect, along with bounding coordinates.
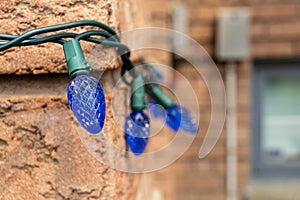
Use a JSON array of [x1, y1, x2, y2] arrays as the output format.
[[0, 0, 144, 199], [1, 0, 299, 199], [140, 0, 300, 200]]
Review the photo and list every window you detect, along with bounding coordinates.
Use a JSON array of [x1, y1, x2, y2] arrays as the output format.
[[252, 59, 300, 179]]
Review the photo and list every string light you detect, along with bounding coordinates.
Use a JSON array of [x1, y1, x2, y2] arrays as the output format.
[[147, 85, 198, 134], [0, 20, 198, 156], [63, 38, 107, 134], [67, 74, 106, 134], [124, 74, 150, 155], [125, 110, 150, 156]]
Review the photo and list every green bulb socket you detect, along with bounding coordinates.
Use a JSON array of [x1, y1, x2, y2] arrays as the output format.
[[146, 84, 174, 108], [63, 39, 93, 79], [131, 75, 147, 111]]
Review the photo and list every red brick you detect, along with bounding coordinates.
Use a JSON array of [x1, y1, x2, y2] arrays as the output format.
[[251, 23, 268, 40], [0, 97, 139, 200], [189, 7, 218, 24], [252, 41, 294, 58], [189, 25, 214, 43], [292, 40, 300, 53], [252, 5, 297, 21], [268, 22, 300, 39]]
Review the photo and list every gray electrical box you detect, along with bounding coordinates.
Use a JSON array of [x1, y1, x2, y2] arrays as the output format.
[[216, 9, 250, 61]]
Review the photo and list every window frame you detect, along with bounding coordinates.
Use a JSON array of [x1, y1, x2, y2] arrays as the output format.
[[252, 59, 300, 180]]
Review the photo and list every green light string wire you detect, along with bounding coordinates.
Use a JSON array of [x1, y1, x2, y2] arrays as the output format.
[[0, 20, 119, 51], [75, 30, 131, 54], [0, 20, 134, 83], [0, 31, 126, 50]]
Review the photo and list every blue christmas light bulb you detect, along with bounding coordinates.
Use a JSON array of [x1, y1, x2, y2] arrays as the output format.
[[124, 110, 150, 156], [67, 74, 106, 134], [146, 85, 198, 134], [124, 74, 150, 156], [165, 105, 182, 131], [166, 104, 198, 134], [63, 39, 106, 134]]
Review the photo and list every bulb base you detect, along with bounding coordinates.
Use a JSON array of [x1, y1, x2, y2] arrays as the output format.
[[63, 39, 92, 79], [131, 75, 147, 111]]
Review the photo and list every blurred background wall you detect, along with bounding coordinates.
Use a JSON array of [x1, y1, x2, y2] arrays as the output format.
[[137, 0, 300, 200]]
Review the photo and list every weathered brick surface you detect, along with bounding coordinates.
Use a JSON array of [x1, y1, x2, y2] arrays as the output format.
[[0, 96, 139, 200], [0, 0, 143, 74], [0, 0, 143, 199]]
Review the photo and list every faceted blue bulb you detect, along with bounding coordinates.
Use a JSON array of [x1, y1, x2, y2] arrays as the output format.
[[177, 105, 198, 134], [148, 100, 166, 118], [124, 111, 150, 156], [67, 75, 106, 134], [166, 105, 198, 134], [165, 105, 182, 132]]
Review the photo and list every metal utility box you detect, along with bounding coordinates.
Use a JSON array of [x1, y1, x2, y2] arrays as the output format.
[[216, 9, 251, 61]]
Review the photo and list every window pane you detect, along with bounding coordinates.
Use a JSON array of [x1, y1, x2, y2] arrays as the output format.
[[262, 77, 300, 164]]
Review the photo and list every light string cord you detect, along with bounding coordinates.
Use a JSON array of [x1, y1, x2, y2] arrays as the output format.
[[0, 20, 134, 83], [0, 20, 119, 50]]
